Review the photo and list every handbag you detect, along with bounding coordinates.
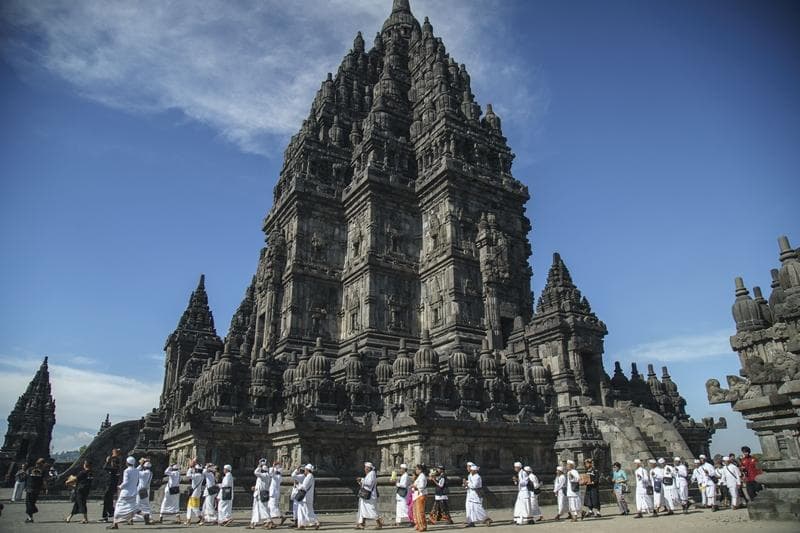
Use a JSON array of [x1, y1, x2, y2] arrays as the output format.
[[295, 488, 307, 502], [645, 485, 653, 496], [533, 487, 541, 495], [526, 479, 535, 491], [620, 482, 629, 494], [221, 486, 232, 501], [260, 489, 270, 503], [207, 485, 220, 495], [169, 486, 180, 495], [662, 476, 673, 486], [358, 487, 372, 499], [653, 479, 662, 493], [138, 488, 148, 499], [569, 481, 580, 492], [396, 486, 408, 498]]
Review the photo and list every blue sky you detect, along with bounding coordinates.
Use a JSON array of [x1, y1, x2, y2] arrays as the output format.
[[0, 0, 797, 454]]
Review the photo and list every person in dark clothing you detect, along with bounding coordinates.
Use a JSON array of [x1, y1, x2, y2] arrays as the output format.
[[582, 458, 602, 518], [24, 458, 48, 523], [66, 461, 94, 523], [101, 450, 122, 522]]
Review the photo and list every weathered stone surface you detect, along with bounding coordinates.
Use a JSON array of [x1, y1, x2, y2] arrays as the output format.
[[706, 235, 800, 521]]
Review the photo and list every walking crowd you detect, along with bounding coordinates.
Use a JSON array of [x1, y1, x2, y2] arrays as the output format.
[[5, 446, 762, 528]]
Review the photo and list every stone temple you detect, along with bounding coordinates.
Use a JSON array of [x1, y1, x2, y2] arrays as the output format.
[[706, 235, 800, 521], [62, 0, 721, 504]]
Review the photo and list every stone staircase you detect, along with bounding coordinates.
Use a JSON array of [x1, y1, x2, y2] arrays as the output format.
[[641, 432, 669, 460]]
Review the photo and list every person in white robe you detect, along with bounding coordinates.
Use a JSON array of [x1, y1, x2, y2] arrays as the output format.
[[11, 463, 26, 502], [293, 464, 320, 529], [673, 457, 689, 513], [249, 462, 271, 529], [134, 461, 153, 524], [691, 459, 707, 508], [267, 462, 284, 527], [633, 459, 655, 518], [185, 463, 204, 525], [721, 457, 742, 509], [661, 459, 679, 515], [394, 464, 411, 526], [108, 456, 139, 530], [525, 466, 543, 521], [464, 463, 492, 527], [356, 462, 383, 528], [565, 460, 581, 522], [648, 459, 663, 512], [217, 464, 234, 526], [202, 464, 219, 524], [290, 468, 300, 524], [158, 464, 181, 523], [553, 466, 567, 520], [699, 455, 718, 511], [512, 462, 532, 525]]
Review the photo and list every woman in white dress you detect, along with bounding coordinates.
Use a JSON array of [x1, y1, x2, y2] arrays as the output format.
[[267, 462, 284, 528], [464, 463, 492, 527], [217, 464, 234, 526], [410, 464, 428, 532], [249, 462, 271, 529], [158, 464, 181, 523], [293, 464, 320, 529], [512, 462, 532, 525], [525, 466, 543, 521], [634, 459, 655, 518], [356, 462, 384, 528], [394, 464, 411, 526], [135, 461, 153, 525]]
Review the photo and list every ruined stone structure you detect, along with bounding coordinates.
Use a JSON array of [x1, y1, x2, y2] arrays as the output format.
[[707, 235, 800, 521], [80, 0, 718, 506], [0, 357, 55, 485]]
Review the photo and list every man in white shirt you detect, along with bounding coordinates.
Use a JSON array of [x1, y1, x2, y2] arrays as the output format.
[[721, 457, 742, 509], [464, 463, 492, 527], [107, 456, 139, 530], [525, 466, 543, 522], [565, 460, 581, 522], [553, 466, 567, 521], [699, 455, 719, 511], [356, 462, 383, 529], [512, 462, 531, 525], [633, 459, 655, 518], [394, 464, 411, 526], [673, 457, 690, 513]]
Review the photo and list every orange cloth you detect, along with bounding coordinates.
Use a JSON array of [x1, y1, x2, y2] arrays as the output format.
[[414, 495, 427, 531]]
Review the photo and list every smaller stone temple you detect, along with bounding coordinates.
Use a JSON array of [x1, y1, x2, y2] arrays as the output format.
[[0, 357, 56, 485], [707, 235, 800, 521]]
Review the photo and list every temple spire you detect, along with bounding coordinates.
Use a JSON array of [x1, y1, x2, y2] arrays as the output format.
[[176, 274, 217, 335], [393, 0, 411, 13]]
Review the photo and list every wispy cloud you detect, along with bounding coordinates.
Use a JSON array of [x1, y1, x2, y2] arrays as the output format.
[[1, 0, 546, 157], [621, 329, 733, 363], [0, 355, 160, 452]]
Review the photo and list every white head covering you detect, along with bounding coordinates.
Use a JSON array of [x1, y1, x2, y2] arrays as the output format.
[[673, 457, 681, 462], [722, 456, 730, 462], [126, 456, 136, 466], [399, 463, 408, 470], [466, 461, 475, 467], [224, 464, 232, 471], [305, 464, 314, 471], [699, 454, 706, 459], [657, 458, 665, 465], [364, 462, 374, 469], [144, 461, 152, 468], [633, 459, 642, 464], [513, 461, 522, 468], [556, 466, 564, 472], [693, 459, 701, 464], [648, 459, 657, 465], [566, 460, 575, 466], [523, 466, 532, 473], [171, 464, 179, 470], [469, 464, 479, 472]]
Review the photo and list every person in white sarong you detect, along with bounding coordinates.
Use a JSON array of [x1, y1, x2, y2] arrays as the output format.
[[249, 462, 271, 529], [649, 459, 663, 512], [525, 466, 543, 521], [661, 459, 679, 515], [158, 464, 181, 523], [267, 462, 284, 527], [11, 464, 26, 502], [394, 464, 411, 525], [721, 457, 742, 509], [633, 459, 655, 518], [293, 464, 320, 529], [202, 464, 218, 524], [565, 460, 581, 522], [108, 456, 139, 530], [217, 464, 234, 526], [699, 455, 718, 510], [553, 466, 567, 520], [356, 462, 383, 528], [185, 463, 204, 525], [512, 462, 532, 525], [464, 463, 492, 526], [673, 457, 690, 513], [134, 460, 153, 524], [691, 459, 707, 507], [290, 468, 300, 524]]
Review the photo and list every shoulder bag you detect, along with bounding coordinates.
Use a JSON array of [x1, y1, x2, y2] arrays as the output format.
[[221, 486, 232, 501]]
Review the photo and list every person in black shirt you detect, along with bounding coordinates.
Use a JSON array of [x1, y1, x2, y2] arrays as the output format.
[[101, 450, 122, 522], [24, 458, 48, 523], [582, 458, 602, 518], [66, 461, 94, 523]]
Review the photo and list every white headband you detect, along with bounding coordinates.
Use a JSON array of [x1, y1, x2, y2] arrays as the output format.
[[513, 462, 522, 468]]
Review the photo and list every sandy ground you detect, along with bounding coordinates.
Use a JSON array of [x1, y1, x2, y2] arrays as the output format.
[[0, 490, 795, 533]]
